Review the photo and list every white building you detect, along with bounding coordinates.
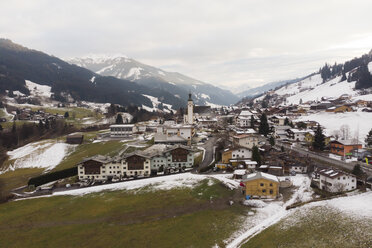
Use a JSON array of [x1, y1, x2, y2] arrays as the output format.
[[318, 168, 356, 192], [110, 124, 134, 137], [233, 134, 260, 149]]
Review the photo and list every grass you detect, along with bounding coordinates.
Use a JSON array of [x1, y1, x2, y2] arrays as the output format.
[[52, 140, 126, 171], [0, 180, 247, 248], [0, 168, 44, 199], [242, 206, 372, 248]]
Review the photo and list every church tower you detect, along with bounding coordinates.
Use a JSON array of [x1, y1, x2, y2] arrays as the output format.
[[187, 93, 194, 124]]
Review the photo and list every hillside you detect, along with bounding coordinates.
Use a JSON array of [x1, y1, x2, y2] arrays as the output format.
[[68, 55, 239, 106], [0, 39, 185, 110], [237, 77, 308, 99], [255, 50, 372, 105]]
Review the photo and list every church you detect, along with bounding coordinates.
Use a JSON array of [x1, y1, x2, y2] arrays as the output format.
[[183, 93, 213, 125]]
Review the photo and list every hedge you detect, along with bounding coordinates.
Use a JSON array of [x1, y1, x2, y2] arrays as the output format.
[[28, 167, 78, 187]]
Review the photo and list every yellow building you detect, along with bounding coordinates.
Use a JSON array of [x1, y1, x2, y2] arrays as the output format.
[[241, 172, 279, 199], [221, 149, 233, 164]]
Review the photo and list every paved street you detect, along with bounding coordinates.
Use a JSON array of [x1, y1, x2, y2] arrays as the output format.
[[199, 136, 217, 169]]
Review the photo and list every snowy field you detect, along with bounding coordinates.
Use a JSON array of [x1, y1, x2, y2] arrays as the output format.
[[296, 111, 372, 143], [5, 140, 76, 172]]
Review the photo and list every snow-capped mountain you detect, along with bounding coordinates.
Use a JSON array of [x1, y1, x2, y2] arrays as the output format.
[[68, 55, 239, 106]]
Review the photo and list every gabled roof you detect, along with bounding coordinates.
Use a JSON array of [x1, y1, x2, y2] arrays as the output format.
[[241, 172, 279, 183], [330, 139, 362, 146], [82, 155, 113, 164]]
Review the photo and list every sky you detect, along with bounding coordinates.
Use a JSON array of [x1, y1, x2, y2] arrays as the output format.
[[1, 0, 372, 92]]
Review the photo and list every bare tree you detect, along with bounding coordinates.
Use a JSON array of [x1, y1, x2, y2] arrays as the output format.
[[340, 124, 350, 140]]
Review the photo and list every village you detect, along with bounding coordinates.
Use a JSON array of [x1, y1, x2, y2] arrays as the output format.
[[7, 90, 369, 205]]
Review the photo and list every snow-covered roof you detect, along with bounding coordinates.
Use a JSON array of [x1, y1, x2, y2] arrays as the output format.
[[242, 172, 279, 183], [234, 169, 246, 175]]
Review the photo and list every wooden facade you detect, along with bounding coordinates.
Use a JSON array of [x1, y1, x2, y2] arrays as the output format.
[[127, 155, 145, 170], [171, 148, 188, 162], [82, 160, 102, 175]]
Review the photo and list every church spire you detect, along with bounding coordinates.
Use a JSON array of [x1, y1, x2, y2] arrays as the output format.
[[188, 92, 193, 101]]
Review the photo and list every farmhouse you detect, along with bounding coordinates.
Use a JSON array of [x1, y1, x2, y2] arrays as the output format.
[[121, 152, 152, 178], [241, 172, 280, 199]]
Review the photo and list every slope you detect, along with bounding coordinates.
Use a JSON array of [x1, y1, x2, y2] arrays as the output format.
[[0, 39, 185, 110]]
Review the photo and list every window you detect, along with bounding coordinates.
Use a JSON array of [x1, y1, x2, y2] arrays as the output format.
[[145, 166, 149, 169], [269, 189, 273, 194], [80, 171, 83, 174], [262, 189, 266, 193], [352, 180, 355, 182], [260, 183, 264, 187], [269, 183, 273, 187]]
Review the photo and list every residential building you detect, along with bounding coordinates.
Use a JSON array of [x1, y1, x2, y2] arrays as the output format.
[[233, 133, 259, 149], [110, 124, 134, 137], [122, 152, 152, 178], [221, 147, 252, 164], [330, 140, 362, 156], [77, 155, 121, 181], [241, 172, 280, 199], [272, 125, 291, 140], [318, 168, 356, 192]]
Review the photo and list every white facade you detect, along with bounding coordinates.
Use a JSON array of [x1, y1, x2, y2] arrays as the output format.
[[187, 93, 194, 124], [233, 134, 259, 149], [319, 169, 357, 192], [110, 124, 134, 137], [231, 148, 252, 159], [166, 126, 193, 140]]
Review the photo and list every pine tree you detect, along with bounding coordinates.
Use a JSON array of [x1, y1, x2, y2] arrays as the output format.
[[365, 128, 372, 147], [252, 146, 261, 165], [313, 125, 325, 151], [115, 114, 124, 124], [284, 117, 290, 126], [44, 118, 50, 130], [341, 70, 347, 81], [64, 111, 69, 118], [269, 136, 275, 146], [259, 113, 270, 136]]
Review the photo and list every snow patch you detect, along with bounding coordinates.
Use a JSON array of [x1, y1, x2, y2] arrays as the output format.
[[126, 67, 143, 80], [7, 140, 76, 171], [25, 80, 52, 98]]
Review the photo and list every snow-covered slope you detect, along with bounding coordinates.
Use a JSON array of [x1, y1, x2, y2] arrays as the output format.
[[68, 55, 238, 106]]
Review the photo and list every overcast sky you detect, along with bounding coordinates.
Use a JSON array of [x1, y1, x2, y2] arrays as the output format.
[[1, 0, 372, 91]]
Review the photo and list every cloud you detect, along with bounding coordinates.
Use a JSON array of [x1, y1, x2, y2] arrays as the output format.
[[0, 0, 372, 90]]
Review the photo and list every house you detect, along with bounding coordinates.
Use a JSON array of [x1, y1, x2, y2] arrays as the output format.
[[233, 133, 260, 149], [77, 155, 120, 181], [326, 105, 353, 113], [241, 172, 280, 199], [122, 152, 152, 178], [221, 147, 252, 164], [66, 134, 84, 144], [272, 125, 291, 140], [318, 168, 356, 192], [286, 129, 308, 142], [288, 164, 308, 174], [233, 169, 247, 179], [150, 145, 196, 174], [270, 116, 287, 126], [330, 140, 362, 156], [110, 124, 134, 137], [154, 133, 188, 145]]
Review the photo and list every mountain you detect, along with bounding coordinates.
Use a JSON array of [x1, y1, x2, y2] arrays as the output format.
[[0, 39, 185, 111], [236, 77, 308, 99], [68, 55, 239, 106], [253, 50, 372, 105]]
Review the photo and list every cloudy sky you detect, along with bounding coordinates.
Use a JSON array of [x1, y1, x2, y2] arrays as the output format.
[[1, 0, 372, 92]]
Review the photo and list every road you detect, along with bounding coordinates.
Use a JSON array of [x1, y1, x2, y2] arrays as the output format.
[[199, 136, 217, 169], [277, 141, 372, 176]]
